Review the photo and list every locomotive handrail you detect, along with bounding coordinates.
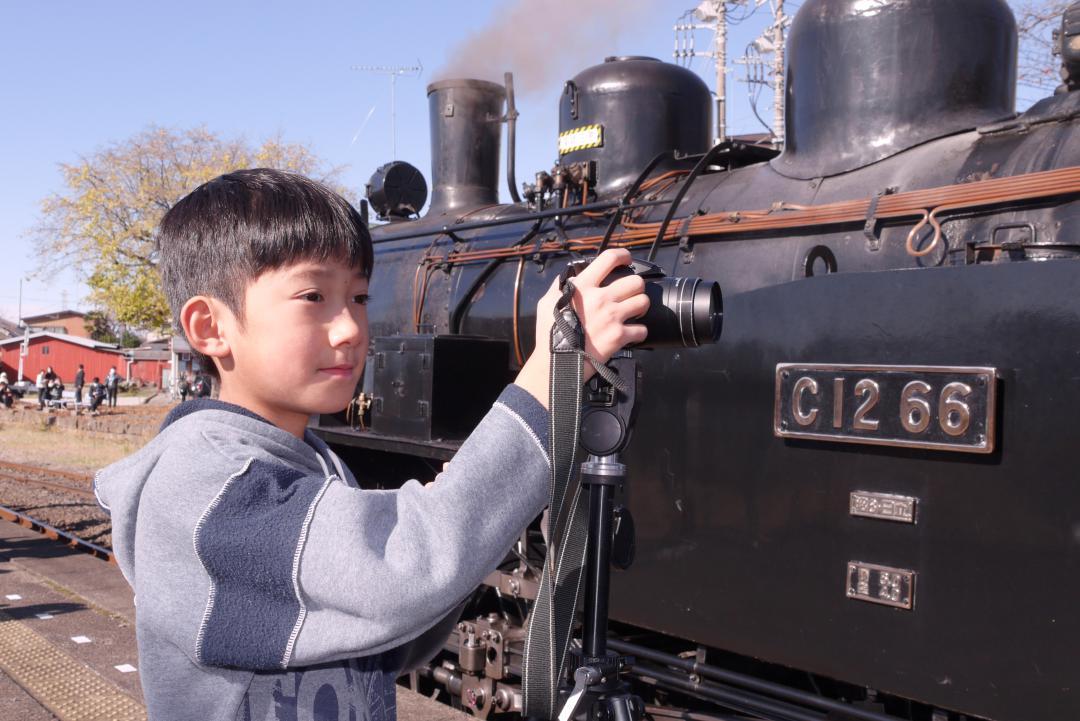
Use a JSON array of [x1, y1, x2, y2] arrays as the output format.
[[371, 197, 673, 243], [424, 164, 1080, 265]]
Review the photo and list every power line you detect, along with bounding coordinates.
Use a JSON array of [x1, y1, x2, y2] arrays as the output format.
[[675, 1, 788, 147]]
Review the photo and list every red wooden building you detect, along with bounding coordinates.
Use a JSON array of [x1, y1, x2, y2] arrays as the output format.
[[127, 340, 172, 388], [0, 332, 128, 384]]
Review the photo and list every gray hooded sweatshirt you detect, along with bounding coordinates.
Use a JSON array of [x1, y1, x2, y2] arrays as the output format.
[[94, 385, 550, 721]]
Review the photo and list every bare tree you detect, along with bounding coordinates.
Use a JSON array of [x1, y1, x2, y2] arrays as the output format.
[[1013, 0, 1071, 95]]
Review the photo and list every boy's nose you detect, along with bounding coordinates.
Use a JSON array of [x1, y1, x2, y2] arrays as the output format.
[[328, 307, 366, 348]]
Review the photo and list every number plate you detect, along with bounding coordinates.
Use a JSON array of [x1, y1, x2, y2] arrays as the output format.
[[846, 562, 915, 609], [774, 364, 996, 454]]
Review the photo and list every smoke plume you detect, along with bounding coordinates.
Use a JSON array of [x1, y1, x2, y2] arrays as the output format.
[[435, 0, 654, 94]]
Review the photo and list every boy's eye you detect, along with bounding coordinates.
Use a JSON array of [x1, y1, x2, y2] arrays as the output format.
[[302, 292, 324, 302], [353, 294, 370, 305]]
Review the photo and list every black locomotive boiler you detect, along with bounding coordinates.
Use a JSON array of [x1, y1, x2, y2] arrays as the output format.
[[312, 1, 1080, 719]]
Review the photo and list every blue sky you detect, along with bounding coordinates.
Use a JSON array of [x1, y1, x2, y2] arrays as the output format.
[[0, 0, 1050, 323]]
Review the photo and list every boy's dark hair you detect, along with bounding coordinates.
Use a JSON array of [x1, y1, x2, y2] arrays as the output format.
[[158, 168, 373, 378]]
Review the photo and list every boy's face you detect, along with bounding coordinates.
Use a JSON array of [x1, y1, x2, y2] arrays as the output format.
[[216, 259, 369, 436]]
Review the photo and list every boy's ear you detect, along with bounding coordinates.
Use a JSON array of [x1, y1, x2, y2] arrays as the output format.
[[180, 296, 232, 362]]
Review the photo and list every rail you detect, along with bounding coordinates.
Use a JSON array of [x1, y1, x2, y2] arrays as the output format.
[[0, 504, 114, 563], [0, 461, 112, 562], [0, 461, 97, 501]]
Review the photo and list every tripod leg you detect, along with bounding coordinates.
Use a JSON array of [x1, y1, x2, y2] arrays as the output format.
[[606, 693, 641, 721]]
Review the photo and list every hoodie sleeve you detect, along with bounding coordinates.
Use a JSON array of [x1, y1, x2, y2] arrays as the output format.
[[189, 384, 550, 670]]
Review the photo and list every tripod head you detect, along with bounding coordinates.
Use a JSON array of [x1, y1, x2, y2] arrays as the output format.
[[580, 353, 639, 458]]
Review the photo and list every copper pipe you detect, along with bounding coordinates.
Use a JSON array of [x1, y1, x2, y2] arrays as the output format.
[[421, 165, 1080, 267], [512, 256, 526, 367], [412, 260, 426, 328], [905, 210, 935, 257], [414, 264, 437, 332]]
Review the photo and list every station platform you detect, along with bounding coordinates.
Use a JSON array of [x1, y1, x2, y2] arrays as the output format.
[[0, 523, 466, 721]]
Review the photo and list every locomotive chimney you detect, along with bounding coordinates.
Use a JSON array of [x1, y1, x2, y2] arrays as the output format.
[[426, 79, 506, 215]]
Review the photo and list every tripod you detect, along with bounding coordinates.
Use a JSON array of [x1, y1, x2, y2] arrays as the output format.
[[555, 353, 644, 721]]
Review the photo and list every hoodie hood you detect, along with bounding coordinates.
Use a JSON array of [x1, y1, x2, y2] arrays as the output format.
[[93, 399, 348, 589]]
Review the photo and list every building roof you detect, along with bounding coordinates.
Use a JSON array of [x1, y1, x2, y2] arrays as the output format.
[[0, 331, 124, 353], [128, 338, 171, 361], [130, 348, 171, 361], [170, 335, 192, 353], [20, 310, 86, 324], [0, 317, 19, 339]]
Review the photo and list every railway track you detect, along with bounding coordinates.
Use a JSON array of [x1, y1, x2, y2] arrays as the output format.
[[0, 461, 112, 562], [0, 460, 96, 500], [0, 503, 114, 562]]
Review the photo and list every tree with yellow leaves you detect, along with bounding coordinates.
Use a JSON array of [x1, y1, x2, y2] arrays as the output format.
[[33, 126, 350, 333]]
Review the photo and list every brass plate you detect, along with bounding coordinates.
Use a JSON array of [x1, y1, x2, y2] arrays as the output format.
[[846, 562, 916, 610], [849, 491, 917, 523], [774, 363, 997, 453]]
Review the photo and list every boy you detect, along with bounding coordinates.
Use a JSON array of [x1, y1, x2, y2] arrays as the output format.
[[93, 168, 648, 721], [88, 376, 107, 414]]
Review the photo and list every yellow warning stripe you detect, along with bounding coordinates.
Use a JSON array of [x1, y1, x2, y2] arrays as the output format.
[[0, 610, 145, 721], [558, 124, 604, 154]]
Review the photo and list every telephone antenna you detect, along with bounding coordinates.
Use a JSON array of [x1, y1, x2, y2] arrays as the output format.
[[351, 61, 423, 159]]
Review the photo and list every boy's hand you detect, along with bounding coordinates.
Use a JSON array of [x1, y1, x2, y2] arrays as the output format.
[[515, 249, 649, 408]]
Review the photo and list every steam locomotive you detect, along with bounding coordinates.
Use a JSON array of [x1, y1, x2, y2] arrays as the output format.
[[312, 1, 1080, 719]]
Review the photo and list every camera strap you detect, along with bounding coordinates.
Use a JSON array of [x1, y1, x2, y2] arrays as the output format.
[[522, 272, 624, 720]]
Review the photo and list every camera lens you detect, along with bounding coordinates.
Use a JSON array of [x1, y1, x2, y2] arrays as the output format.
[[641, 276, 722, 348]]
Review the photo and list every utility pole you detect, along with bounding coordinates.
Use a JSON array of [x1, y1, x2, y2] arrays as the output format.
[[674, 1, 746, 145], [771, 0, 786, 149], [17, 278, 26, 382], [677, 0, 788, 148], [352, 62, 422, 159], [711, 1, 729, 144]]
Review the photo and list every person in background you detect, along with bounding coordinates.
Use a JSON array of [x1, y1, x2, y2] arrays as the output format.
[[178, 374, 192, 402], [38, 367, 57, 410], [105, 366, 120, 408], [88, 377, 107, 414], [74, 364, 85, 405], [0, 381, 14, 409], [0, 371, 9, 385], [192, 373, 212, 398], [35, 369, 45, 409], [47, 377, 65, 406]]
